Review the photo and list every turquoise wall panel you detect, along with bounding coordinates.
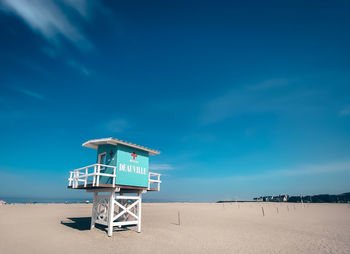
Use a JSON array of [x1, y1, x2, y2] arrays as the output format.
[[115, 144, 149, 187], [95, 144, 149, 187]]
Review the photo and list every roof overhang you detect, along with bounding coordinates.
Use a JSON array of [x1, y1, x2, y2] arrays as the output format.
[[82, 137, 160, 155]]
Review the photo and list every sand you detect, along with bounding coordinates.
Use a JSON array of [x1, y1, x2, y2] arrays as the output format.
[[0, 202, 349, 254]]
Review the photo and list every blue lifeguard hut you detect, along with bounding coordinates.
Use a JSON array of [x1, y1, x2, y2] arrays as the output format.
[[68, 137, 161, 236]]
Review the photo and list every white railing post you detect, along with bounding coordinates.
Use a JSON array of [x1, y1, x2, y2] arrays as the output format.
[[84, 167, 88, 187], [76, 170, 79, 188], [73, 170, 77, 188], [97, 164, 101, 187], [148, 173, 150, 189], [92, 165, 96, 186]]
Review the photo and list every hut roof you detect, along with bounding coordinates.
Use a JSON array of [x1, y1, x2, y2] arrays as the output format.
[[82, 137, 160, 155]]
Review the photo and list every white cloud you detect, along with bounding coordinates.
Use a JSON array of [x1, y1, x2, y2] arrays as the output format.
[[149, 164, 173, 171], [0, 0, 93, 50]]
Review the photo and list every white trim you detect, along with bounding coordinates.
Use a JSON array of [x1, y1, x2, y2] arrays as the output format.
[[82, 137, 160, 155]]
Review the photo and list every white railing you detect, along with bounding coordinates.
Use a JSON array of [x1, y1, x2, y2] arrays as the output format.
[[68, 163, 117, 188], [148, 172, 161, 191], [68, 164, 161, 191]]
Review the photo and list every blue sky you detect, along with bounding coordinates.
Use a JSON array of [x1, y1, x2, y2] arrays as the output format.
[[0, 0, 349, 201]]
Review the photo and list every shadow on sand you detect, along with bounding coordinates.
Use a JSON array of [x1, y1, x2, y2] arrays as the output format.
[[61, 217, 102, 232], [60, 217, 135, 234]]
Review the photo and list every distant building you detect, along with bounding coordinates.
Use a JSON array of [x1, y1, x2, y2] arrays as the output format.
[[253, 194, 288, 202]]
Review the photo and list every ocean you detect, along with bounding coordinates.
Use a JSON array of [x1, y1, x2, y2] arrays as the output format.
[[0, 197, 93, 204], [0, 197, 184, 204]]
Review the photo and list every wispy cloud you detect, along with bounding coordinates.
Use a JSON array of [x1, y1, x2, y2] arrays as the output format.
[[14, 87, 47, 101], [234, 160, 350, 181], [274, 161, 350, 176], [67, 60, 90, 76], [190, 160, 350, 183], [149, 164, 173, 171], [0, 96, 44, 121], [200, 78, 316, 124], [248, 78, 291, 91], [0, 0, 94, 50], [339, 106, 350, 116], [101, 118, 129, 133]]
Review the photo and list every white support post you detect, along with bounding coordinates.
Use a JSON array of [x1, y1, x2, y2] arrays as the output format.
[[107, 191, 115, 237], [90, 191, 97, 230], [137, 191, 142, 233], [112, 166, 116, 187]]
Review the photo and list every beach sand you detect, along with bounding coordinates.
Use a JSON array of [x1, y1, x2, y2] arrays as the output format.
[[0, 202, 349, 254]]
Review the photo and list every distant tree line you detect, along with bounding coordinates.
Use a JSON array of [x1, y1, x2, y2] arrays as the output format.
[[253, 192, 350, 203], [288, 193, 350, 203]]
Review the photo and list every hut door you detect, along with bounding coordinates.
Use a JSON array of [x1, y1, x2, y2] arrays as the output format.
[[98, 153, 106, 165]]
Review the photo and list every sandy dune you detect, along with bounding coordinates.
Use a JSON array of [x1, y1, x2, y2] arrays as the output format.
[[0, 202, 349, 254]]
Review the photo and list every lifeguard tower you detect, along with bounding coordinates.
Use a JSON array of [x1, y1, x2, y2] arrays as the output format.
[[67, 137, 161, 236]]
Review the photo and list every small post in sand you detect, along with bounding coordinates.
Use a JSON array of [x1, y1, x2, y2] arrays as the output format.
[[178, 211, 181, 226], [276, 207, 279, 214], [261, 206, 265, 216], [300, 195, 304, 208]]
